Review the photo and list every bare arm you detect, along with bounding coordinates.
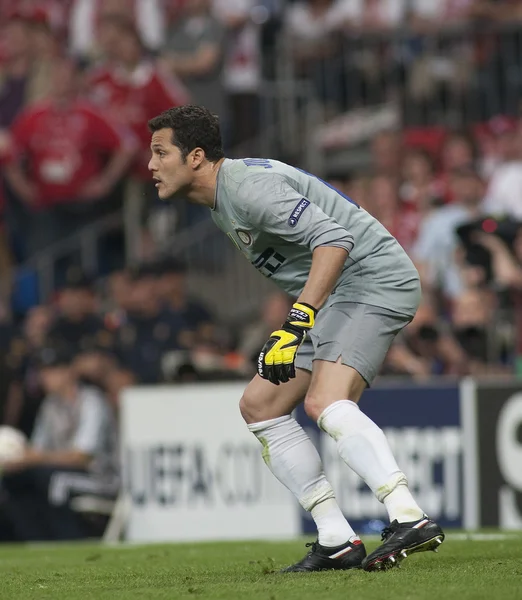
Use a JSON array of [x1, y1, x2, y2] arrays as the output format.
[[386, 344, 432, 380], [436, 334, 470, 375], [99, 147, 135, 191], [80, 146, 134, 200], [297, 246, 349, 310], [4, 447, 91, 472], [474, 233, 522, 289]]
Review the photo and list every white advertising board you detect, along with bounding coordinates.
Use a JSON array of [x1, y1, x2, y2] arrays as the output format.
[[121, 383, 300, 542]]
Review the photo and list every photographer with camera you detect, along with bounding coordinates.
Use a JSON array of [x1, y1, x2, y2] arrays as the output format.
[[455, 217, 522, 372], [468, 226, 522, 291]]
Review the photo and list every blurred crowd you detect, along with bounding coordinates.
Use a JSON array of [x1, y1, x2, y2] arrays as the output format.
[[327, 122, 522, 380], [0, 0, 279, 270], [0, 258, 291, 542], [2, 0, 522, 265], [2, 0, 522, 257], [1, 0, 522, 542], [286, 0, 522, 122]]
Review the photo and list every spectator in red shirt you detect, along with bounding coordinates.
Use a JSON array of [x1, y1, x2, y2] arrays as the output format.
[[87, 16, 189, 179], [0, 8, 65, 123], [5, 57, 135, 258], [368, 169, 436, 255], [0, 11, 66, 262]]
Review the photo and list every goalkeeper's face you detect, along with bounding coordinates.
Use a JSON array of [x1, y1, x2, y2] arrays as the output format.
[[149, 128, 194, 200]]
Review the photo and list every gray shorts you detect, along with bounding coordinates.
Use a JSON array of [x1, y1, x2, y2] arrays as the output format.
[[295, 301, 412, 385]]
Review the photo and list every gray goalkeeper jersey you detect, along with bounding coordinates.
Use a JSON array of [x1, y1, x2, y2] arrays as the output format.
[[211, 158, 421, 316]]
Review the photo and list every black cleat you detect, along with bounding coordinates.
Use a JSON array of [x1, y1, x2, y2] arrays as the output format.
[[362, 517, 445, 572], [282, 539, 366, 572]]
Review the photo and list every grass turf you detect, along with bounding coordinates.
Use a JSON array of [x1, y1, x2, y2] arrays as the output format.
[[1, 534, 521, 600]]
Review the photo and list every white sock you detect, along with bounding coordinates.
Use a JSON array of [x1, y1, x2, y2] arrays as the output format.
[[248, 415, 358, 547], [383, 484, 426, 523], [311, 498, 359, 547], [318, 400, 424, 523]]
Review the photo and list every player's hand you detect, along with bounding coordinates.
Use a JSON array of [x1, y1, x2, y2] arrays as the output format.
[[258, 302, 317, 385]]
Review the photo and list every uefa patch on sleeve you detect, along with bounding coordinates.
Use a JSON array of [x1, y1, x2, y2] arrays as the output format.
[[288, 198, 310, 227]]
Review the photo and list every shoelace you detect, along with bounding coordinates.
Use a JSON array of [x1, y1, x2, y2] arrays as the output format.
[[381, 526, 396, 541], [305, 541, 318, 554]]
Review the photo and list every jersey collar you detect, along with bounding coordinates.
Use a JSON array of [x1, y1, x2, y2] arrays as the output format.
[[212, 158, 227, 211]]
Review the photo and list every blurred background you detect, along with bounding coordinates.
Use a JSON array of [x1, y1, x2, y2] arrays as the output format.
[[0, 0, 521, 544]]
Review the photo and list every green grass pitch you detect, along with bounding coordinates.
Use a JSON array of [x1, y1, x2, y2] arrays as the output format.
[[1, 533, 521, 600]]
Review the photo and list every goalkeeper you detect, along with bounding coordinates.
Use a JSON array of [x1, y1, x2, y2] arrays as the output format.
[[148, 106, 445, 573]]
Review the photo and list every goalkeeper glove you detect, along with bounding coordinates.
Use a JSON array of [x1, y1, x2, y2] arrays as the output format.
[[258, 302, 317, 385]]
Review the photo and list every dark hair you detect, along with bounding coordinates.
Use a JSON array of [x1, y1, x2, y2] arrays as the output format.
[[148, 105, 224, 162]]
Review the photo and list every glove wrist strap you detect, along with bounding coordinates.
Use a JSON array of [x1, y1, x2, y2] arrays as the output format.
[[287, 302, 317, 329], [295, 302, 318, 315]]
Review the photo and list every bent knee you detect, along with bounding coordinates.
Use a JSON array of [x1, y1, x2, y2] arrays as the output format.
[[239, 387, 267, 424], [304, 393, 325, 423], [239, 392, 254, 423]]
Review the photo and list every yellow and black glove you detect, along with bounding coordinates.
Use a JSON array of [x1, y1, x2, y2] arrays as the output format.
[[258, 302, 317, 385]]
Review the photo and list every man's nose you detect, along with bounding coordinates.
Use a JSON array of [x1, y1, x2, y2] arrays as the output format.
[[148, 156, 156, 172]]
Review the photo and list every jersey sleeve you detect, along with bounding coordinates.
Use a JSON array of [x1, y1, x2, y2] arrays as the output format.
[[237, 174, 354, 252]]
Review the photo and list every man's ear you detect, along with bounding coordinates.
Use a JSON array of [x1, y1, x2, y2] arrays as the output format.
[[190, 147, 205, 169]]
